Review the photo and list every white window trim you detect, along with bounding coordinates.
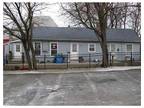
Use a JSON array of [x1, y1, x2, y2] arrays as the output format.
[[110, 43, 116, 52], [70, 43, 79, 53], [107, 43, 110, 52], [50, 42, 58, 57], [126, 44, 133, 52], [34, 42, 42, 56], [14, 43, 22, 57], [88, 43, 96, 53], [16, 44, 21, 52]]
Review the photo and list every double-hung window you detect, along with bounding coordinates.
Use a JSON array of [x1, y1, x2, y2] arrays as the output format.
[[35, 42, 41, 56], [88, 43, 96, 52], [127, 44, 132, 52], [111, 44, 115, 52], [51, 42, 57, 56], [16, 44, 20, 52]]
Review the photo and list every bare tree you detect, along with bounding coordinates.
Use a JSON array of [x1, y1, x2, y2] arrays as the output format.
[[61, 2, 141, 67], [108, 3, 141, 36], [61, 3, 113, 67], [130, 3, 141, 37], [3, 2, 45, 70]]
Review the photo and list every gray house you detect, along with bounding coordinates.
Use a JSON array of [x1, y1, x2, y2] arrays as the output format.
[[9, 27, 140, 62]]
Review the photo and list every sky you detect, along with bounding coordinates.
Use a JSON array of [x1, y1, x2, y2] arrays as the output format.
[[37, 3, 70, 27]]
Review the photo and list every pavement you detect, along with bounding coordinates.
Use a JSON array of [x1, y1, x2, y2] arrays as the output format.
[[3, 68, 141, 105], [4, 66, 141, 74]]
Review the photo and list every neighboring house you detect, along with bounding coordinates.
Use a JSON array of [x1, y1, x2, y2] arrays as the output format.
[[9, 27, 140, 62]]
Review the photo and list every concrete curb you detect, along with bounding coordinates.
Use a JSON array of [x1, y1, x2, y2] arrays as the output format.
[[4, 66, 141, 75]]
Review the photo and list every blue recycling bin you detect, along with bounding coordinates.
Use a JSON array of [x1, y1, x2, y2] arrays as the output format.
[[54, 55, 64, 63]]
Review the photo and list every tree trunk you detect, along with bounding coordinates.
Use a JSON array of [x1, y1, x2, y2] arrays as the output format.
[[29, 40, 37, 70], [101, 41, 109, 67], [95, 32, 109, 67], [22, 41, 32, 70], [97, 7, 109, 67]]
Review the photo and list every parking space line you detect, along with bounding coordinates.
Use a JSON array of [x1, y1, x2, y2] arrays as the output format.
[[123, 72, 140, 84], [28, 79, 44, 105], [83, 73, 97, 92], [83, 73, 101, 102], [43, 74, 64, 105], [54, 74, 63, 89]]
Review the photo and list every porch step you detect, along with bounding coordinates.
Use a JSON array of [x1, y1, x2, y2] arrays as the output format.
[[8, 58, 23, 64]]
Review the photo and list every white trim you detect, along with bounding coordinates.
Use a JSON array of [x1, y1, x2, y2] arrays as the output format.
[[50, 42, 58, 57], [126, 43, 133, 52], [110, 43, 116, 52], [14, 43, 22, 57], [107, 43, 110, 52], [70, 43, 79, 60], [15, 44, 20, 52], [11, 39, 21, 43], [34, 41, 42, 56], [70, 43, 79, 53], [88, 43, 96, 53]]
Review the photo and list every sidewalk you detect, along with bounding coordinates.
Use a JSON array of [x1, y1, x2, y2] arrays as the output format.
[[4, 66, 141, 75], [3, 66, 141, 74]]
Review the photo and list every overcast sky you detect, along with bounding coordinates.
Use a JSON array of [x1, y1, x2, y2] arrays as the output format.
[[37, 3, 70, 27]]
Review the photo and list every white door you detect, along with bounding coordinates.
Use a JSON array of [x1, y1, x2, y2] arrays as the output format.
[[14, 43, 21, 57], [70, 43, 79, 60]]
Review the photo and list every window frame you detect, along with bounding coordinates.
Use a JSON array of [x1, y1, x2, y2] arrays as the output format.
[[111, 43, 116, 52], [107, 44, 110, 52], [126, 44, 133, 52], [15, 44, 20, 52], [50, 42, 58, 56], [34, 42, 41, 56], [88, 43, 96, 53]]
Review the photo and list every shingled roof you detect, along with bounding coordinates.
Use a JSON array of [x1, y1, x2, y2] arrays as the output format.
[[32, 27, 140, 43]]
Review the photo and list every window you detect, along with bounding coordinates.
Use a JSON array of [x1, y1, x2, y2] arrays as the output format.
[[16, 44, 20, 52], [127, 44, 132, 52], [111, 44, 115, 52], [35, 42, 41, 56], [51, 42, 57, 56], [88, 44, 96, 52], [107, 44, 110, 52], [72, 44, 77, 52]]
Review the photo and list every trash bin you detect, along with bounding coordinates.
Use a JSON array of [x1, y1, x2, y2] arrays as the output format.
[[54, 55, 64, 63]]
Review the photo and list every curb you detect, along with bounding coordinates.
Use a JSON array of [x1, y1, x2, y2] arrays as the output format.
[[4, 66, 141, 75]]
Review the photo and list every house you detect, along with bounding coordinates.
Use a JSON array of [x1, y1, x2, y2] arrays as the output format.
[[9, 27, 140, 63]]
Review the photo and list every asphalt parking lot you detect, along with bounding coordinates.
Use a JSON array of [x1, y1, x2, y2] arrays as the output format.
[[3, 69, 141, 105]]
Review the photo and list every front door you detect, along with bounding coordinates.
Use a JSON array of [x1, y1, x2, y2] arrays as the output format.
[[70, 43, 79, 60], [14, 43, 21, 57]]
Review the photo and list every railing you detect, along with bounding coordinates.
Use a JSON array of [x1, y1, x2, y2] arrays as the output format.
[[3, 52, 141, 70]]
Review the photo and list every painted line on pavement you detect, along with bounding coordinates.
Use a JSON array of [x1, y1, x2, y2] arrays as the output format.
[[83, 73, 101, 103], [43, 74, 64, 105], [123, 72, 140, 84]]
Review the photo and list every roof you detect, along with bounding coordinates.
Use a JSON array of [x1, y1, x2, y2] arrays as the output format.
[[32, 27, 140, 43]]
